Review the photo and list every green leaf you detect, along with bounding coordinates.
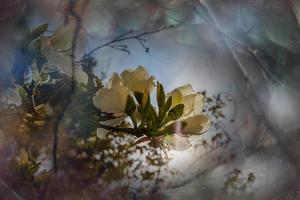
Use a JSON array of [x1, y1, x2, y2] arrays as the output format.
[[156, 81, 165, 108], [168, 104, 184, 121], [125, 95, 136, 115], [149, 105, 159, 128], [31, 23, 49, 39], [18, 87, 31, 103], [139, 94, 151, 127], [134, 91, 144, 105], [137, 105, 143, 114], [164, 96, 172, 112], [158, 96, 173, 127], [142, 95, 151, 118], [158, 96, 172, 124], [142, 92, 149, 108], [29, 162, 40, 175], [29, 38, 41, 50]]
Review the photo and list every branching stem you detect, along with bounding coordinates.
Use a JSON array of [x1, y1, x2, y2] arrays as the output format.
[[81, 25, 176, 60]]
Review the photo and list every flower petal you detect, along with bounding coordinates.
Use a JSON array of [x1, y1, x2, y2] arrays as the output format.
[[93, 74, 130, 114], [175, 84, 194, 96], [107, 73, 123, 88], [181, 94, 197, 116], [121, 66, 155, 93], [169, 84, 204, 117], [41, 23, 86, 76], [93, 87, 128, 113], [169, 89, 182, 108], [50, 24, 74, 50], [164, 114, 210, 136], [164, 134, 191, 151], [41, 39, 87, 84], [41, 36, 72, 75], [182, 114, 210, 135], [93, 73, 130, 114], [169, 84, 196, 108]]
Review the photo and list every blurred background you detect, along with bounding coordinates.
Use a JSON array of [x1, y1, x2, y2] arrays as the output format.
[[1, 0, 300, 199]]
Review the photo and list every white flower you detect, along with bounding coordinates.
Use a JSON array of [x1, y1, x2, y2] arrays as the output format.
[[121, 66, 155, 93], [165, 114, 210, 135], [169, 84, 204, 116], [40, 24, 73, 74], [92, 66, 210, 150], [163, 85, 210, 149], [165, 84, 209, 135], [164, 133, 191, 151], [40, 23, 87, 84], [93, 66, 155, 114], [93, 73, 129, 114], [163, 114, 210, 150]]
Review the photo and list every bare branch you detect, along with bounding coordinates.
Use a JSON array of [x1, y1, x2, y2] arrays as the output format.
[[98, 122, 146, 138], [81, 25, 176, 60], [0, 180, 23, 200], [98, 123, 135, 134], [52, 0, 87, 174]]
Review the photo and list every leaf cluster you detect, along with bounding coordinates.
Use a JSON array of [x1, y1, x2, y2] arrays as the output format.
[[124, 82, 184, 137]]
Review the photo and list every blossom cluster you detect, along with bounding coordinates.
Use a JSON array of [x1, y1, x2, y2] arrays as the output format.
[[93, 66, 210, 150]]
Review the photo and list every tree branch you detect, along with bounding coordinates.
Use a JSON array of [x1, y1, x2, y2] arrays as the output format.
[[52, 0, 85, 174], [81, 25, 176, 60]]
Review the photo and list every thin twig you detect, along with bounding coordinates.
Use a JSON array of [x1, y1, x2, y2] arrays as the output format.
[[0, 180, 23, 200], [81, 25, 176, 60], [197, 0, 300, 174], [189, 0, 300, 97], [98, 123, 137, 135]]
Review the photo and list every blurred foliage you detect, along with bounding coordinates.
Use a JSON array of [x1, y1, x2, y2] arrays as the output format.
[[0, 22, 184, 198], [224, 168, 255, 192]]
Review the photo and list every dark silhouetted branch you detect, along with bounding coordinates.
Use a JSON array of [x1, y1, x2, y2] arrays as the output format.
[[52, 0, 86, 174], [81, 25, 176, 60]]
